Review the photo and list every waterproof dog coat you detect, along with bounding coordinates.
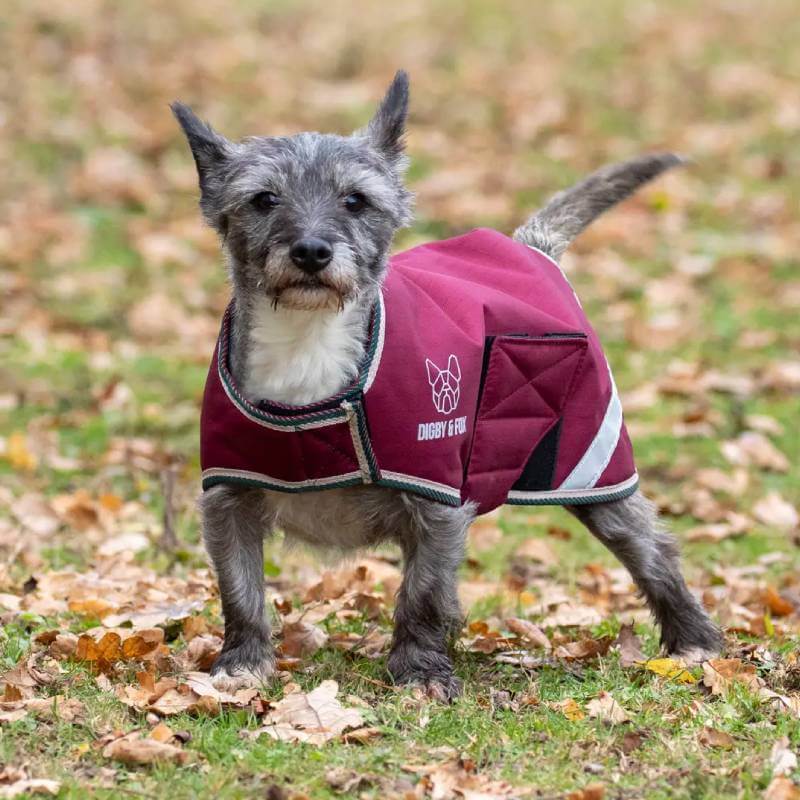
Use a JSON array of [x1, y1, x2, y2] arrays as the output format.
[[200, 228, 638, 514]]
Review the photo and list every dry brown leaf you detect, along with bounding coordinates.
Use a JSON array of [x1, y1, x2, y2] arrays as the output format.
[[614, 624, 645, 667], [252, 680, 364, 746], [702, 658, 763, 695], [121, 628, 165, 659], [412, 757, 522, 799], [754, 493, 799, 531], [540, 603, 603, 628], [0, 778, 61, 798], [685, 513, 751, 542], [514, 537, 557, 566], [280, 620, 329, 658], [698, 727, 734, 749], [765, 776, 800, 800], [505, 617, 551, 650], [149, 722, 176, 743], [179, 634, 222, 671], [554, 637, 612, 661], [770, 737, 798, 777], [74, 632, 122, 673], [764, 587, 795, 617], [103, 732, 190, 765], [721, 432, 789, 472], [328, 629, 389, 659], [586, 691, 629, 724], [567, 783, 605, 800]]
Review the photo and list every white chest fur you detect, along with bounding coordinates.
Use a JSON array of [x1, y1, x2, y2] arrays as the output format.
[[242, 297, 366, 405]]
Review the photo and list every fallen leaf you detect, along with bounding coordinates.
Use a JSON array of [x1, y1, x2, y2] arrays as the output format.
[[541, 603, 603, 628], [252, 680, 364, 746], [771, 737, 798, 777], [567, 783, 605, 800], [639, 658, 697, 684], [279, 621, 328, 658], [614, 624, 645, 667], [149, 722, 175, 743], [586, 691, 629, 724], [721, 432, 789, 472], [554, 637, 612, 661], [0, 778, 61, 798], [765, 776, 800, 800], [505, 617, 551, 650], [551, 698, 585, 721], [514, 537, 557, 566], [411, 757, 523, 799], [702, 658, 762, 695], [103, 732, 190, 765], [698, 727, 734, 749], [764, 587, 795, 617], [754, 493, 799, 531]]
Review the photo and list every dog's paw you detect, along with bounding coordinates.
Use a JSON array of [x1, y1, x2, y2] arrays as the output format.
[[420, 674, 463, 702], [210, 654, 275, 691], [670, 647, 721, 667], [391, 668, 463, 702]]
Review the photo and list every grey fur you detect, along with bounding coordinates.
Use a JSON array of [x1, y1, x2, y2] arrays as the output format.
[[174, 74, 721, 699], [568, 491, 723, 657], [513, 153, 685, 259]]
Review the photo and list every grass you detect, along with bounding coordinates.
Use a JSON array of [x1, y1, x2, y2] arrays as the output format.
[[2, 0, 800, 797]]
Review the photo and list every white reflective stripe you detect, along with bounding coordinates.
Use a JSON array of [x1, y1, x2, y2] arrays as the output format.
[[558, 372, 623, 490]]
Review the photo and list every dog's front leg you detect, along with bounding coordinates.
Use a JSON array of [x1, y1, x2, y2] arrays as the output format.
[[200, 484, 275, 689], [388, 499, 473, 701]]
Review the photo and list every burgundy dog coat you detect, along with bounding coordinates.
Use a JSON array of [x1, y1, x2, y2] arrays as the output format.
[[200, 228, 638, 514]]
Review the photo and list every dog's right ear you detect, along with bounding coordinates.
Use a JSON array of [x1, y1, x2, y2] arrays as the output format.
[[365, 70, 410, 168], [171, 102, 233, 198]]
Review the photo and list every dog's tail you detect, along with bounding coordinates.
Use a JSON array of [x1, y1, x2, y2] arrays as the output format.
[[512, 153, 684, 260]]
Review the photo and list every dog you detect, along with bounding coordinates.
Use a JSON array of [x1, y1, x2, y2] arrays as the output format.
[[172, 71, 722, 700]]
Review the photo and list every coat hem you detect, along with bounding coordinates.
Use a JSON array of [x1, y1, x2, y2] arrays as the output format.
[[506, 473, 639, 506]]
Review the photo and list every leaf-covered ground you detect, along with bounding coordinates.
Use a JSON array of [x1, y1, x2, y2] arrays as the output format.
[[1, 1, 799, 798]]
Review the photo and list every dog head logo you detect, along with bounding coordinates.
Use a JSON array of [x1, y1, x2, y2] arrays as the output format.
[[425, 355, 461, 415]]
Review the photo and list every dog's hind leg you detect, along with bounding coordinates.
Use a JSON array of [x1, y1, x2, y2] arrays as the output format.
[[387, 497, 474, 701], [201, 484, 276, 689], [568, 489, 723, 661]]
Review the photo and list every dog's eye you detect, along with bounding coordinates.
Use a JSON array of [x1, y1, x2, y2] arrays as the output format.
[[252, 191, 280, 212], [344, 192, 369, 213]]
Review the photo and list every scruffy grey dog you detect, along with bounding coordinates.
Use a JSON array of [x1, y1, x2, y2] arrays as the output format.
[[172, 71, 722, 700]]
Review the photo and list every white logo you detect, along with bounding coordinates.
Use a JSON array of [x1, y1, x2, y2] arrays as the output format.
[[425, 354, 461, 415]]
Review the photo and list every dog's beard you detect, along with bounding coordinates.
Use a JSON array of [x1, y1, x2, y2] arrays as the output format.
[[271, 283, 345, 311], [262, 242, 356, 312]]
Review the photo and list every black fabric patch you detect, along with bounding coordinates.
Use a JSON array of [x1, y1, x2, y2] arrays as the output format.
[[511, 418, 562, 492]]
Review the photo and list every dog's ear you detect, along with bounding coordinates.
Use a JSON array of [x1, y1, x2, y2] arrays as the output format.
[[171, 102, 233, 197], [425, 358, 440, 386], [365, 70, 409, 167], [447, 354, 461, 382]]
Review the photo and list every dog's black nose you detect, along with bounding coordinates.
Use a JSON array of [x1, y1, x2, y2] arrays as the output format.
[[289, 237, 333, 273]]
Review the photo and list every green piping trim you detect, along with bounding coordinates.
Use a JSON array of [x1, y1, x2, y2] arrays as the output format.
[[202, 475, 363, 493], [352, 399, 381, 482], [375, 478, 462, 506], [217, 295, 383, 428], [505, 478, 639, 507]]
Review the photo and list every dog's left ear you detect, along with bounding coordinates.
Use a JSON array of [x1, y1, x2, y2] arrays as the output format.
[[171, 102, 234, 198], [365, 70, 409, 167]]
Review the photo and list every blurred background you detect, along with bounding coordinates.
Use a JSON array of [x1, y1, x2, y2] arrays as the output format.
[[1, 0, 798, 622]]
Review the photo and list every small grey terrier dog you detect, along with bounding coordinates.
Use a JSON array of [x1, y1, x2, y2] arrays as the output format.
[[173, 71, 722, 699]]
